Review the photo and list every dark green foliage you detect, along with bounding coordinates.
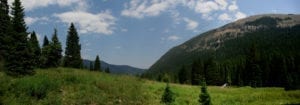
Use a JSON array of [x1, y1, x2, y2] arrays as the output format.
[[245, 16, 280, 27], [244, 43, 262, 87], [29, 31, 41, 68], [4, 0, 35, 76], [178, 65, 188, 84], [94, 55, 101, 71], [64, 23, 82, 68], [42, 36, 49, 47], [40, 29, 62, 68], [48, 29, 62, 67], [105, 67, 110, 73], [0, 0, 10, 71], [191, 60, 203, 85], [161, 83, 175, 105], [146, 16, 300, 89], [89, 62, 94, 70], [199, 79, 211, 105]]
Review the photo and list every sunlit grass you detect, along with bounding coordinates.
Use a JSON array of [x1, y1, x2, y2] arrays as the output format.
[[0, 68, 299, 105]]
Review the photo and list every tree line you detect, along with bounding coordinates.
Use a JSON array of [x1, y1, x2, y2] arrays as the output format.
[[154, 25, 300, 90], [0, 0, 104, 77]]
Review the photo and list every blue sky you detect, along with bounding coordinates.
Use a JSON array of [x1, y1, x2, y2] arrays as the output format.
[[8, 0, 299, 69]]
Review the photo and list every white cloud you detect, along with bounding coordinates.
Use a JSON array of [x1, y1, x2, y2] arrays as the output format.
[[194, 1, 219, 14], [183, 18, 198, 30], [121, 28, 128, 32], [8, 0, 87, 11], [120, 0, 246, 22], [54, 10, 116, 35], [235, 11, 246, 20], [228, 1, 238, 11], [215, 0, 228, 10], [218, 13, 232, 21], [167, 35, 180, 41], [25, 17, 49, 25], [121, 0, 176, 19]]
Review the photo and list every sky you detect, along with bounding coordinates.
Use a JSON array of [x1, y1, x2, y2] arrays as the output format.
[[7, 0, 300, 69]]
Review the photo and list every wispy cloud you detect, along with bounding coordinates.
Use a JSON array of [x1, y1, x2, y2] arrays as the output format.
[[8, 0, 87, 11], [54, 10, 116, 35], [167, 35, 180, 41], [25, 17, 49, 25], [183, 18, 199, 30]]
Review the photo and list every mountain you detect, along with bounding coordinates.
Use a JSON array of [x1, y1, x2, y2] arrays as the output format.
[[83, 59, 145, 75], [144, 14, 300, 86]]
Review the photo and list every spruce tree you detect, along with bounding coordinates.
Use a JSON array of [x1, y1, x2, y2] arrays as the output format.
[[199, 79, 211, 105], [5, 0, 34, 76], [161, 83, 175, 105], [42, 36, 49, 47], [64, 23, 82, 68], [40, 36, 50, 68], [0, 0, 10, 70], [105, 67, 110, 73], [94, 55, 101, 71], [48, 29, 62, 67], [29, 31, 41, 68], [89, 62, 94, 70], [178, 65, 188, 84], [245, 43, 262, 87]]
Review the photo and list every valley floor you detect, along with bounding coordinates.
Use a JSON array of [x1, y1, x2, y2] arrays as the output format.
[[0, 68, 299, 105]]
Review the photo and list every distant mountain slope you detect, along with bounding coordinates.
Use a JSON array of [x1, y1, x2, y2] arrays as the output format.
[[145, 14, 300, 80], [83, 59, 145, 75]]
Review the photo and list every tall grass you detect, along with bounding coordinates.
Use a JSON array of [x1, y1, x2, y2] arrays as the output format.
[[0, 68, 299, 105]]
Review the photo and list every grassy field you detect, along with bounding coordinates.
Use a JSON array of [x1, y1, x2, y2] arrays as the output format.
[[0, 68, 299, 105]]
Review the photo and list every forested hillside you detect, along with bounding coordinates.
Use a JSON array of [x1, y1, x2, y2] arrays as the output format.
[[145, 14, 300, 89]]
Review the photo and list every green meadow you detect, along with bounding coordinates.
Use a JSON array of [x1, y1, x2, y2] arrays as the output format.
[[0, 68, 299, 105]]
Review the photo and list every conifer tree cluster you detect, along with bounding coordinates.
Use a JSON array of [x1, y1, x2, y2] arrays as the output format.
[[2, 0, 34, 76], [0, 0, 84, 76]]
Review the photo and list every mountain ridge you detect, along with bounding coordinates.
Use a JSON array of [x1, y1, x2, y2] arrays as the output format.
[[145, 14, 300, 80]]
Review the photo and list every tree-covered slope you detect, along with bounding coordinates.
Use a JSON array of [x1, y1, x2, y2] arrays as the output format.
[[145, 14, 300, 85]]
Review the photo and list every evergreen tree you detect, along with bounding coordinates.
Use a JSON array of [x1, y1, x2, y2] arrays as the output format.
[[161, 83, 175, 105], [191, 60, 203, 85], [40, 36, 50, 68], [5, 0, 34, 76], [178, 65, 188, 84], [64, 23, 82, 68], [42, 36, 49, 47], [245, 43, 262, 87], [48, 29, 62, 67], [0, 0, 11, 70], [199, 79, 211, 105], [105, 67, 110, 73], [89, 62, 94, 70], [29, 31, 41, 68], [94, 55, 101, 71]]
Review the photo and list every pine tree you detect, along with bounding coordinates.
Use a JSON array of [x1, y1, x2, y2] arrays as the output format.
[[89, 62, 94, 70], [42, 36, 49, 47], [29, 31, 41, 68], [40, 36, 50, 68], [5, 0, 34, 76], [161, 83, 175, 105], [245, 43, 262, 87], [0, 0, 11, 70], [105, 67, 110, 73], [48, 29, 62, 67], [199, 79, 211, 105], [191, 60, 203, 85], [178, 65, 188, 84], [64, 23, 82, 68], [94, 55, 101, 71]]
